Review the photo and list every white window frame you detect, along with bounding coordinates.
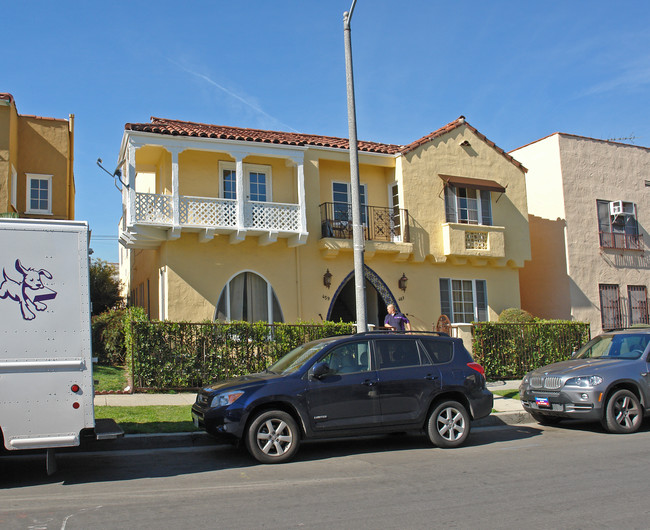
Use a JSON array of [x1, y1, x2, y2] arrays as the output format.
[[439, 278, 488, 324], [445, 185, 492, 226], [215, 270, 283, 324], [246, 163, 272, 202], [332, 181, 368, 223], [25, 173, 53, 215], [218, 162, 272, 202], [11, 165, 17, 209]]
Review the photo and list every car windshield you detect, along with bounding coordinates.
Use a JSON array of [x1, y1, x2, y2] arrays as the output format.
[[267, 339, 336, 375], [575, 333, 650, 360]]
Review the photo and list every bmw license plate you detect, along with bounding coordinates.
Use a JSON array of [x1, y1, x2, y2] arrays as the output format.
[[535, 397, 550, 408]]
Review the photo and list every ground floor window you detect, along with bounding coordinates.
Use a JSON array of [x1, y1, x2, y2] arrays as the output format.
[[599, 284, 623, 330], [439, 278, 488, 324], [628, 285, 649, 326], [216, 271, 283, 323]]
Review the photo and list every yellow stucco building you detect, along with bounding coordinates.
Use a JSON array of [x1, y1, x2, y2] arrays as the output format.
[[117, 116, 531, 332], [0, 94, 75, 220]]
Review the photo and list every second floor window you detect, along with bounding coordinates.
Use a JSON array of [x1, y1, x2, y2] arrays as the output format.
[[219, 163, 272, 202], [444, 185, 492, 225], [332, 182, 367, 224], [597, 199, 641, 250], [26, 174, 52, 214]]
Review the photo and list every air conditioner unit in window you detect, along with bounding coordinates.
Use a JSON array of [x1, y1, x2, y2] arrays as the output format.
[[609, 200, 635, 218]]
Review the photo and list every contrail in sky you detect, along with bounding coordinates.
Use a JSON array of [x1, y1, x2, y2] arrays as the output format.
[[169, 58, 300, 133]]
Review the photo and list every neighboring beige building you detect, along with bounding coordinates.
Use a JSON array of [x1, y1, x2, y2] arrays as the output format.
[[117, 116, 531, 330], [0, 94, 75, 220], [512, 133, 650, 333]]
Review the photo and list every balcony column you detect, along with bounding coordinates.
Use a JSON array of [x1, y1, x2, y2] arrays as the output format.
[[231, 155, 247, 243], [126, 141, 136, 227], [287, 155, 308, 247], [169, 147, 182, 239]]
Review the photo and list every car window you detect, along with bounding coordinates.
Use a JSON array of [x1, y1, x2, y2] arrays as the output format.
[[419, 338, 453, 364], [576, 333, 650, 360], [268, 340, 333, 374], [375, 339, 421, 369], [319, 341, 371, 374]]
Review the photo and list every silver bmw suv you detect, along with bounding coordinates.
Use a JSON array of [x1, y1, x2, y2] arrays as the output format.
[[520, 328, 650, 433]]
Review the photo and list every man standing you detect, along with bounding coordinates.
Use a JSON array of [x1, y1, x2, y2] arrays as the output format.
[[384, 304, 411, 331]]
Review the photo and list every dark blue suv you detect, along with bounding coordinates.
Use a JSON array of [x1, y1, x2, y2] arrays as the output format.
[[191, 332, 492, 463]]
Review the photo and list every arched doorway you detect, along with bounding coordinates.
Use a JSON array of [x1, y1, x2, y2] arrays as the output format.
[[327, 265, 399, 328]]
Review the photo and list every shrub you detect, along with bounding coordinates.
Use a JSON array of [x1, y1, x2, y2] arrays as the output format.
[[498, 308, 535, 324], [473, 321, 590, 380], [124, 318, 354, 390], [92, 308, 129, 365]]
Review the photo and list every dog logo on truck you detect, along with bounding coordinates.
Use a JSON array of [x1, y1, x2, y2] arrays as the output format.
[[0, 259, 57, 320]]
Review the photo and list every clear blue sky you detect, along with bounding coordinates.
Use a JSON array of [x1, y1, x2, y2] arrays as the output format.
[[3, 1, 649, 262]]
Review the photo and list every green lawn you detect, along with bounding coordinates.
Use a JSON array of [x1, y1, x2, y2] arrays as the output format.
[[95, 405, 198, 434], [94, 365, 128, 392], [492, 389, 520, 400]]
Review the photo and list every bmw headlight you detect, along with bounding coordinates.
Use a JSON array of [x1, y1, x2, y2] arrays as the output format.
[[211, 390, 244, 408], [564, 375, 603, 388]]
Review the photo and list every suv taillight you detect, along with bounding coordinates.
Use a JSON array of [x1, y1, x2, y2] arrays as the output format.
[[467, 362, 485, 376]]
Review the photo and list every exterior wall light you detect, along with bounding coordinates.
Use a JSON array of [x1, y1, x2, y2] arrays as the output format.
[[323, 269, 333, 289], [398, 273, 408, 292]]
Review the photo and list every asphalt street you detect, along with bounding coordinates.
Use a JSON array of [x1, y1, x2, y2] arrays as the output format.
[[2, 421, 650, 529]]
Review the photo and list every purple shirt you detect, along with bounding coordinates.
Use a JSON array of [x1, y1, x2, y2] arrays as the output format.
[[384, 312, 409, 330]]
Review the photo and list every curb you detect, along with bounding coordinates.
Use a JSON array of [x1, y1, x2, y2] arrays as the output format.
[[68, 410, 534, 453]]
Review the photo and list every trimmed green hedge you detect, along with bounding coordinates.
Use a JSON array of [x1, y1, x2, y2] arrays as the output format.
[[473, 321, 591, 380], [123, 313, 354, 390]]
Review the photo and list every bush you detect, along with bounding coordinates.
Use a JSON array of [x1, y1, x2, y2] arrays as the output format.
[[92, 308, 129, 365], [124, 317, 354, 390], [498, 308, 535, 324], [473, 321, 590, 380]]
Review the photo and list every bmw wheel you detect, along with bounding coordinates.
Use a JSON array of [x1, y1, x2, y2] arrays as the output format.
[[603, 389, 642, 434], [427, 400, 471, 448], [246, 410, 300, 464]]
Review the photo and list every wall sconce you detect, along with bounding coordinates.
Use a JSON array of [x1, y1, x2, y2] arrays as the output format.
[[398, 273, 408, 292], [323, 269, 332, 289]]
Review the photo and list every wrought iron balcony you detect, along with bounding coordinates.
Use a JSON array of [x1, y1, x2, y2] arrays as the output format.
[[599, 231, 643, 251], [319, 202, 410, 243]]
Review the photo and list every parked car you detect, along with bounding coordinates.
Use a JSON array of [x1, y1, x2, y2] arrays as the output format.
[[520, 328, 650, 433], [192, 331, 492, 463]]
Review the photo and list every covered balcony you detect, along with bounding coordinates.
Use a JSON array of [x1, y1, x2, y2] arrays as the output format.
[[118, 133, 308, 249]]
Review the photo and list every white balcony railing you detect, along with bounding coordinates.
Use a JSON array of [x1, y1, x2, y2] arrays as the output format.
[[180, 196, 237, 228], [245, 201, 300, 231], [132, 192, 301, 232], [135, 192, 173, 225]]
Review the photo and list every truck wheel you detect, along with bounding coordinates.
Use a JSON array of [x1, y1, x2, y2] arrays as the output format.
[[603, 389, 642, 434], [246, 410, 300, 464], [426, 400, 470, 448]]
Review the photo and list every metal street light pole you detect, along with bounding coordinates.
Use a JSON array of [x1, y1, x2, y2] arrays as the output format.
[[343, 0, 368, 333]]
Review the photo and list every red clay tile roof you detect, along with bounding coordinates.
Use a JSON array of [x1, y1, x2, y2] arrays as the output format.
[[125, 117, 402, 154], [124, 116, 526, 171], [401, 116, 527, 172]]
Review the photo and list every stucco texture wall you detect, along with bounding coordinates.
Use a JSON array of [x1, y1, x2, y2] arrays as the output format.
[[400, 125, 531, 267]]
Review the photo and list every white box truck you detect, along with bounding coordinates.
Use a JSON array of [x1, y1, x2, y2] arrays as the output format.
[[0, 219, 122, 473]]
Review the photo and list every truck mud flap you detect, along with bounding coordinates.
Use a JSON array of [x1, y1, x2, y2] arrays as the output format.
[[95, 418, 124, 440]]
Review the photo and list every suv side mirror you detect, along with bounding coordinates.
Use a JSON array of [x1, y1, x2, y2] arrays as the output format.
[[310, 362, 330, 380]]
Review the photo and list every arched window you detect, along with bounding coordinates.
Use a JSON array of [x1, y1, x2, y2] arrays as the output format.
[[215, 271, 284, 323]]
